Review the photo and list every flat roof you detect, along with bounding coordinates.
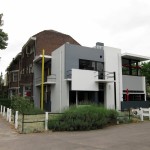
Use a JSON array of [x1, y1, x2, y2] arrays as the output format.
[[122, 53, 150, 61], [33, 55, 52, 63]]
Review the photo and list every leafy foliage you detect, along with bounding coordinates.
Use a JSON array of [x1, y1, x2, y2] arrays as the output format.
[[0, 98, 11, 108], [11, 96, 33, 113], [0, 13, 8, 50], [48, 105, 118, 131], [141, 62, 150, 96], [11, 96, 43, 114], [141, 61, 150, 86]]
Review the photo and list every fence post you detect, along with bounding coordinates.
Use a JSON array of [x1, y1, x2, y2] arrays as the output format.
[[3, 106, 5, 117], [6, 108, 9, 121], [140, 108, 143, 121], [15, 111, 18, 129], [129, 109, 130, 120], [0, 105, 2, 114], [45, 112, 48, 131], [149, 108, 150, 120], [22, 114, 24, 133], [9, 109, 12, 123]]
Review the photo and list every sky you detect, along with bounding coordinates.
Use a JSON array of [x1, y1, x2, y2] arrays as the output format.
[[0, 0, 150, 76]]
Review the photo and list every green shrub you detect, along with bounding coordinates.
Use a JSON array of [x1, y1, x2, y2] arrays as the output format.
[[0, 98, 11, 108], [24, 107, 44, 114], [48, 105, 118, 131], [11, 96, 33, 113], [117, 111, 131, 124], [11, 96, 44, 114]]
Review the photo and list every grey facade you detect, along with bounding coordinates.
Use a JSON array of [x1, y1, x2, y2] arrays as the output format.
[[65, 44, 104, 78]]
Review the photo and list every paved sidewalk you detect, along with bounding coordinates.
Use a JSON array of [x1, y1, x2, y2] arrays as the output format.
[[0, 116, 18, 141], [0, 115, 150, 150]]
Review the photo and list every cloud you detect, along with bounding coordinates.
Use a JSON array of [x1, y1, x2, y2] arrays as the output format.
[[1, 0, 150, 75]]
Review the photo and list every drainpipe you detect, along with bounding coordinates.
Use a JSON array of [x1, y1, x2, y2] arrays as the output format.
[[60, 50, 62, 113], [76, 91, 78, 106], [114, 72, 117, 110]]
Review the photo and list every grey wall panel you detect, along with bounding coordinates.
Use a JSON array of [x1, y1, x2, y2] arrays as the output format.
[[65, 44, 104, 78], [122, 75, 145, 91]]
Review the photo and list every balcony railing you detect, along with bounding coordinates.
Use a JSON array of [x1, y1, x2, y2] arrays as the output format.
[[47, 74, 56, 83], [20, 74, 33, 84], [66, 69, 114, 80], [35, 74, 56, 86]]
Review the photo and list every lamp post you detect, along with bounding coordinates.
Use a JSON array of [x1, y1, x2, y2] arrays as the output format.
[[113, 72, 117, 110]]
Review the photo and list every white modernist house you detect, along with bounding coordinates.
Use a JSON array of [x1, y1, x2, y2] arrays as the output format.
[[33, 43, 150, 112], [121, 53, 150, 109]]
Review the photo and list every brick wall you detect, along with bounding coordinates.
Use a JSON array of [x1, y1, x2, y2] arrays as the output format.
[[34, 30, 80, 56]]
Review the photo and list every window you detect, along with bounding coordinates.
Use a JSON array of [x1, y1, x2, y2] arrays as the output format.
[[79, 59, 94, 70], [122, 58, 141, 76], [22, 68, 24, 74], [29, 64, 33, 73], [79, 59, 104, 79], [79, 59, 104, 72], [26, 67, 29, 74], [123, 94, 145, 101], [30, 45, 34, 54], [22, 52, 24, 58], [13, 72, 18, 82]]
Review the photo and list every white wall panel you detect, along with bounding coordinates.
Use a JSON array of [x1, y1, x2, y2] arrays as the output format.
[[72, 69, 98, 91]]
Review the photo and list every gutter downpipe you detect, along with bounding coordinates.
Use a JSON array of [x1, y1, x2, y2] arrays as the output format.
[[60, 50, 62, 113]]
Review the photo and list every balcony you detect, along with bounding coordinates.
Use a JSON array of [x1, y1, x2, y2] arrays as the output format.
[[66, 69, 115, 91], [122, 75, 145, 91], [66, 69, 115, 83], [35, 74, 56, 86], [20, 74, 33, 84]]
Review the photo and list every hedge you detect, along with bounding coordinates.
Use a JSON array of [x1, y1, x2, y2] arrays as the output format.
[[0, 98, 11, 108], [48, 105, 118, 131]]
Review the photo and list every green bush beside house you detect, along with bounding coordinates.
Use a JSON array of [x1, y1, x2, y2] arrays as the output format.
[[11, 96, 44, 114], [0, 98, 11, 108], [48, 105, 118, 131]]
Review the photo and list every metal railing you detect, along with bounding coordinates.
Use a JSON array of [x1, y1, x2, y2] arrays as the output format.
[[35, 74, 56, 85], [95, 71, 115, 80], [47, 74, 56, 83], [66, 69, 114, 80]]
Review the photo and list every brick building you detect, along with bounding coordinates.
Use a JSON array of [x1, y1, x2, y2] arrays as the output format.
[[7, 30, 80, 99], [6, 52, 21, 97]]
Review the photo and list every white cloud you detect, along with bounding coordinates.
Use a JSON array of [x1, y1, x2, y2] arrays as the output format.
[[0, 0, 150, 75]]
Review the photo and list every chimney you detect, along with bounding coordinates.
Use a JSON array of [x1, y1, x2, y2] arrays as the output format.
[[96, 42, 104, 50]]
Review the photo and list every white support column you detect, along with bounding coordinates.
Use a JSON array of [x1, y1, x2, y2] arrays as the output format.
[[3, 106, 5, 117], [15, 111, 18, 129], [0, 105, 2, 114], [149, 108, 150, 120], [9, 109, 12, 123], [6, 108, 9, 121], [45, 112, 48, 131]]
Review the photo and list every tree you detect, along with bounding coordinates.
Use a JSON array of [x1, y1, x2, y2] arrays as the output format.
[[141, 61, 150, 86], [0, 13, 8, 50], [141, 61, 150, 96]]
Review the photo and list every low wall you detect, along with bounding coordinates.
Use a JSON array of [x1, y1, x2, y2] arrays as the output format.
[[121, 101, 150, 110]]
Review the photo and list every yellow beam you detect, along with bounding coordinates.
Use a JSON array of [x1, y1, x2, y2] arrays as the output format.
[[41, 49, 45, 110]]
